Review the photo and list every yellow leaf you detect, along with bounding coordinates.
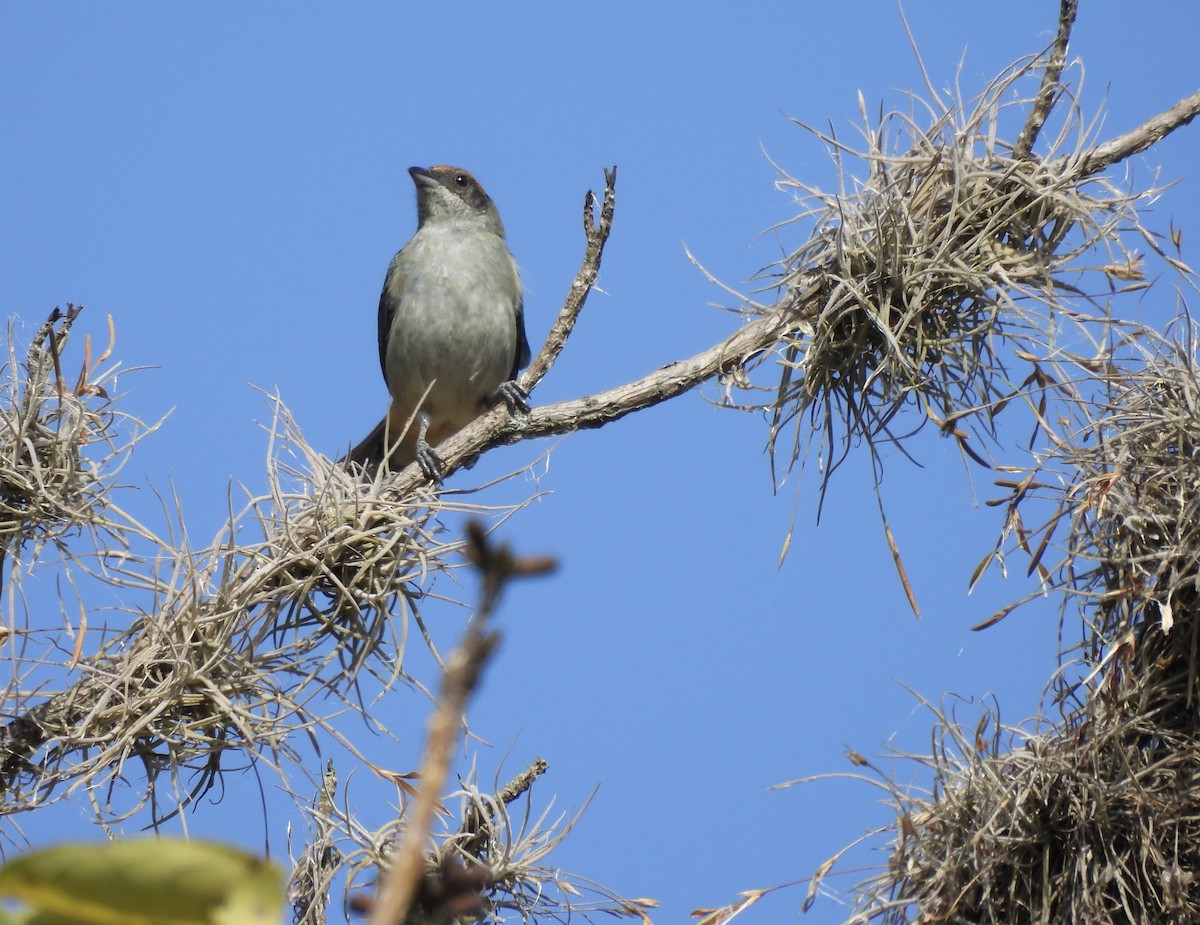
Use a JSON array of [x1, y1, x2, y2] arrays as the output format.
[[0, 840, 284, 925]]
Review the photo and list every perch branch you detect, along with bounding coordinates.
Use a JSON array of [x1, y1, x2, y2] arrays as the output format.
[[381, 283, 814, 499]]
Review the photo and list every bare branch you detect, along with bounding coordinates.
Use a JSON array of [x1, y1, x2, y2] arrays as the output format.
[[1067, 87, 1200, 178], [367, 523, 555, 925], [523, 166, 618, 390], [1013, 0, 1078, 159], [367, 620, 498, 925], [376, 294, 806, 499]]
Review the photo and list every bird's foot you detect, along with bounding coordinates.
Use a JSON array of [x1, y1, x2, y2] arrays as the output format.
[[415, 440, 445, 483], [490, 379, 530, 415]]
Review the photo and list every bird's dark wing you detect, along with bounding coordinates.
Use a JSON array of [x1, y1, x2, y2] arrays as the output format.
[[511, 294, 531, 380], [377, 269, 398, 388]]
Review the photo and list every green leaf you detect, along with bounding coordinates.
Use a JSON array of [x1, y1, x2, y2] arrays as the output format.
[[0, 840, 284, 925]]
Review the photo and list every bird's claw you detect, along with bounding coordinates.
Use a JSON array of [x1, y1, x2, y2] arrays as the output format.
[[415, 442, 444, 483], [491, 380, 530, 415]]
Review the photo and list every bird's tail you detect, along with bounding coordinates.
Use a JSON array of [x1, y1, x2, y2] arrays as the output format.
[[341, 414, 417, 476], [341, 417, 387, 474]]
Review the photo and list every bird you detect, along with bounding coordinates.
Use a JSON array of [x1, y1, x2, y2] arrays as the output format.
[[345, 165, 531, 481]]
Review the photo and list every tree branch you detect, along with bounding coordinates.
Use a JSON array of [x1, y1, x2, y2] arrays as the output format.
[[367, 523, 554, 925], [381, 283, 813, 499], [1013, 0, 1078, 159], [367, 619, 498, 925], [523, 167, 617, 391], [1068, 88, 1200, 179]]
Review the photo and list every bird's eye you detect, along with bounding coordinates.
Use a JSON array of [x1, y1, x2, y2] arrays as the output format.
[[454, 174, 469, 186]]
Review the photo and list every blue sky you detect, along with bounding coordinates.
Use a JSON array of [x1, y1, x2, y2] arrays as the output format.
[[4, 4, 1200, 923]]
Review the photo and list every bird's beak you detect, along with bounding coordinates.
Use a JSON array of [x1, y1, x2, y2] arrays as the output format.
[[408, 166, 438, 188]]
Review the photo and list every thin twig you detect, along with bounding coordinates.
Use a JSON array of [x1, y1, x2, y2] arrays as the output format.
[[523, 167, 618, 390], [367, 523, 554, 925], [367, 620, 498, 925], [457, 757, 549, 858], [1013, 0, 1078, 159]]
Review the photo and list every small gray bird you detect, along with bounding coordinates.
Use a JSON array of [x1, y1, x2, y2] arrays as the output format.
[[346, 165, 530, 480]]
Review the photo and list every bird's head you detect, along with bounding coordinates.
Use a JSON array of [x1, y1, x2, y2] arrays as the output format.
[[409, 165, 505, 236]]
